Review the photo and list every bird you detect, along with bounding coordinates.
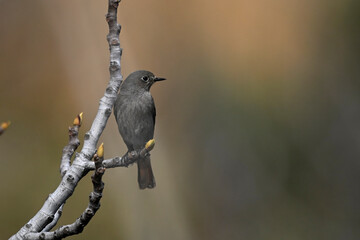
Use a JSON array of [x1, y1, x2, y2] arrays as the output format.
[[114, 70, 166, 189]]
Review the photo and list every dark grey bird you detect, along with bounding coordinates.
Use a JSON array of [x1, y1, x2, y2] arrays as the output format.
[[114, 70, 166, 189]]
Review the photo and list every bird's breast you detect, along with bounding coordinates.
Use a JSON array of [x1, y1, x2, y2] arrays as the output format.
[[119, 92, 152, 110], [115, 91, 155, 149]]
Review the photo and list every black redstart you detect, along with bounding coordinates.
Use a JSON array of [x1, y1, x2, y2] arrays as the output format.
[[114, 70, 165, 189]]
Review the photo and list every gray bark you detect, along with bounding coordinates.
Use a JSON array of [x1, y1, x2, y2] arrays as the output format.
[[9, 0, 123, 239], [24, 149, 106, 240]]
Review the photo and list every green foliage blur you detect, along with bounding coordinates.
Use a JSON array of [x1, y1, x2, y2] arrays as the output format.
[[1, 0, 360, 239]]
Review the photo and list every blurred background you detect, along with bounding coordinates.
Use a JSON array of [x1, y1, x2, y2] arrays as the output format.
[[1, 0, 360, 239]]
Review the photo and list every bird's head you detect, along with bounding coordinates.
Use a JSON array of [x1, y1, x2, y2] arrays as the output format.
[[122, 70, 166, 92]]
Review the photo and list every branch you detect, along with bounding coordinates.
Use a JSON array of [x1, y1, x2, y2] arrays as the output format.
[[86, 139, 156, 170], [19, 119, 155, 240], [9, 1, 123, 239], [40, 114, 83, 232], [24, 144, 106, 240], [0, 121, 11, 135], [60, 113, 82, 177]]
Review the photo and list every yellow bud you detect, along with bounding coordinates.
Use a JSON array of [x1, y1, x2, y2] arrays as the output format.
[[1, 121, 11, 130], [73, 112, 83, 126], [97, 143, 104, 158], [79, 112, 83, 122], [145, 139, 155, 151]]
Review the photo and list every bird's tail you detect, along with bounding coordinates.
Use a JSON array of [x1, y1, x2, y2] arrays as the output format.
[[137, 155, 156, 189]]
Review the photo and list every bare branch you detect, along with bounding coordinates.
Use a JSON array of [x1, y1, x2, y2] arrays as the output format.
[[9, 1, 123, 239], [24, 144, 106, 240], [60, 113, 83, 177], [86, 139, 156, 170]]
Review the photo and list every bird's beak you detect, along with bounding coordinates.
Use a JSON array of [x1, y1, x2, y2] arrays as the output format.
[[153, 76, 166, 82]]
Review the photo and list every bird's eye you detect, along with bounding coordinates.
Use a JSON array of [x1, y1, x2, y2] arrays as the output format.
[[141, 76, 149, 82]]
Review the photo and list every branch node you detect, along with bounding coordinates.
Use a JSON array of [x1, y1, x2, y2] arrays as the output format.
[[39, 233, 45, 240], [105, 13, 111, 22], [85, 208, 94, 216], [116, 24, 121, 33], [110, 38, 120, 46], [110, 61, 120, 71], [106, 86, 115, 95], [84, 132, 90, 140], [105, 108, 112, 116], [66, 174, 75, 183], [63, 226, 70, 234]]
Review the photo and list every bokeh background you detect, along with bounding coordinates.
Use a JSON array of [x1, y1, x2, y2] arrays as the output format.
[[1, 0, 360, 239]]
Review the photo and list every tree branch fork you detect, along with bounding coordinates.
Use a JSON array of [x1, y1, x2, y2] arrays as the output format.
[[22, 117, 155, 240], [7, 0, 156, 239]]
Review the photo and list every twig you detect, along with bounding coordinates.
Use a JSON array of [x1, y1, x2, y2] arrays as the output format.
[[60, 113, 82, 177], [46, 114, 83, 232], [0, 121, 11, 135], [86, 139, 156, 170], [24, 144, 106, 240], [9, 1, 123, 239], [41, 114, 82, 232]]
